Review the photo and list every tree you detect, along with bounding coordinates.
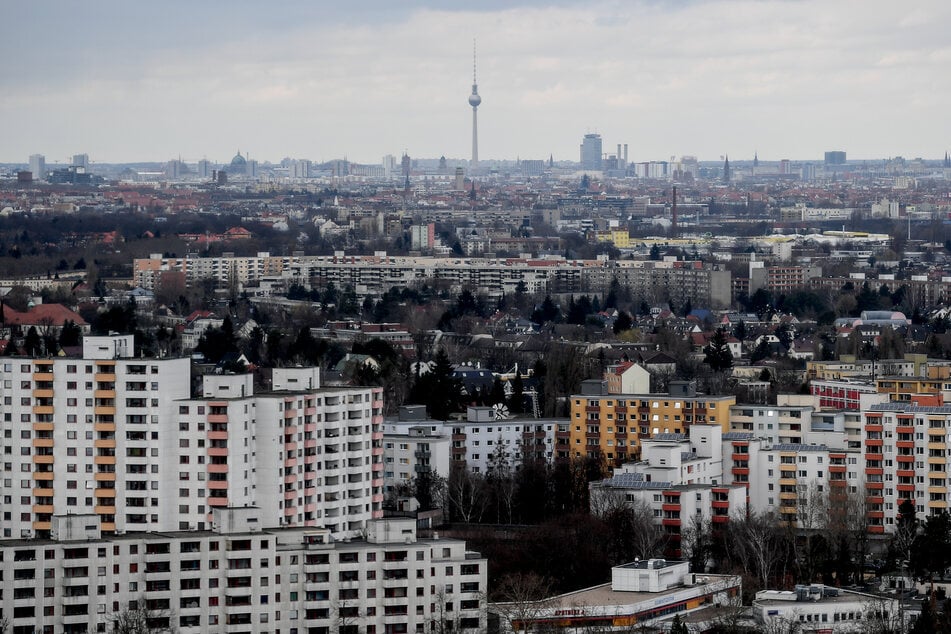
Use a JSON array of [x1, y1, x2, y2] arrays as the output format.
[[733, 320, 747, 341], [775, 322, 793, 351], [531, 295, 559, 326], [613, 311, 633, 335], [910, 510, 951, 585], [725, 512, 789, 593], [681, 515, 714, 574], [412, 470, 445, 512], [589, 490, 665, 563], [445, 465, 488, 523], [670, 614, 690, 634], [492, 572, 555, 634], [58, 319, 82, 347], [703, 329, 734, 373], [509, 372, 525, 414], [23, 326, 42, 356], [109, 597, 175, 633], [411, 349, 465, 420], [649, 244, 661, 261]]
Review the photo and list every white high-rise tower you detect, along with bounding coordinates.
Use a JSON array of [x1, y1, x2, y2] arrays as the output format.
[[29, 154, 46, 181], [468, 40, 481, 172]]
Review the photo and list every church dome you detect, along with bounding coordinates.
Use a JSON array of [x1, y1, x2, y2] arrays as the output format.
[[230, 152, 247, 168]]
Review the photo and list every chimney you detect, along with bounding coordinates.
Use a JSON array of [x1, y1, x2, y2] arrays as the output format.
[[624, 144, 628, 162], [672, 185, 678, 233]]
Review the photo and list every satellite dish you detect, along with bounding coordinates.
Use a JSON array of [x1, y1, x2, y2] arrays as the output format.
[[492, 403, 510, 420]]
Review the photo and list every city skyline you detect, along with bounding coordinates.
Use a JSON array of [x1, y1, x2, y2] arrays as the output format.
[[3, 0, 951, 164]]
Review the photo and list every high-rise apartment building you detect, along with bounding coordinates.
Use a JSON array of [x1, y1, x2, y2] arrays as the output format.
[[196, 159, 212, 179], [580, 133, 602, 170], [824, 150, 847, 165], [71, 154, 89, 170], [0, 510, 486, 634], [569, 380, 735, 468], [29, 154, 46, 181], [0, 335, 384, 540]]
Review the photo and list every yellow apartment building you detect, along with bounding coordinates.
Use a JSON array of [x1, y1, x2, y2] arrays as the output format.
[[569, 380, 735, 468]]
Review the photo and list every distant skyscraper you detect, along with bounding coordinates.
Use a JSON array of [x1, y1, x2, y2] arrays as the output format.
[[382, 154, 397, 178], [29, 154, 45, 181], [197, 159, 212, 179], [468, 40, 481, 172], [165, 159, 182, 179], [72, 154, 89, 170], [291, 159, 311, 179], [580, 134, 602, 171], [824, 151, 846, 165]]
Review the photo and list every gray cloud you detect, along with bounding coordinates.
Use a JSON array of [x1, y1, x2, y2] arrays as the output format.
[[2, 0, 949, 163]]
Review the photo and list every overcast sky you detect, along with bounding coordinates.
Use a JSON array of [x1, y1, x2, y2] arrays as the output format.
[[2, 0, 949, 165]]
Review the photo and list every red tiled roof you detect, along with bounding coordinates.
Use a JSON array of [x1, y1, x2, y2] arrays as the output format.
[[0, 303, 87, 327]]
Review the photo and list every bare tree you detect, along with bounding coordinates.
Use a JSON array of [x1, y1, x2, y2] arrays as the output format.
[[109, 596, 175, 634], [589, 489, 665, 562], [728, 511, 789, 593], [758, 613, 803, 634], [431, 586, 463, 634], [445, 465, 488, 524], [824, 485, 870, 585], [492, 572, 556, 634], [332, 592, 360, 634], [794, 481, 828, 583], [681, 514, 714, 574], [863, 596, 906, 634], [706, 594, 751, 634], [488, 434, 517, 524]]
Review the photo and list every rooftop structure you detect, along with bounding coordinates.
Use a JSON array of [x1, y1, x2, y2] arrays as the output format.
[[491, 559, 740, 632]]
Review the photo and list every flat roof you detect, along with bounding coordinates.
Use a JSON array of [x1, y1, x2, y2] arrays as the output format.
[[539, 573, 739, 612]]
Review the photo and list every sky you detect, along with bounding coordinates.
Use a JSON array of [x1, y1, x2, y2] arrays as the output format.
[[2, 0, 950, 165]]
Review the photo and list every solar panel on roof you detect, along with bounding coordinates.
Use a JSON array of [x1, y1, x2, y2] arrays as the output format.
[[769, 443, 829, 451]]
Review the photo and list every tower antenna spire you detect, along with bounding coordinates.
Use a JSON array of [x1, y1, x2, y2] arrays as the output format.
[[468, 38, 482, 172]]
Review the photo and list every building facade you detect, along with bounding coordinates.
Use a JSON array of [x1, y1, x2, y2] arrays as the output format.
[[0, 511, 486, 634], [0, 335, 384, 539], [569, 381, 735, 467]]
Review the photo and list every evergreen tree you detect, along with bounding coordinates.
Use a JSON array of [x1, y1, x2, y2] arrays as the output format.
[[58, 320, 82, 347], [23, 326, 42, 356], [509, 373, 524, 414], [412, 350, 464, 421], [531, 296, 559, 325], [734, 319, 747, 341], [669, 613, 690, 634], [703, 329, 734, 373], [613, 311, 633, 334], [490, 377, 507, 405]]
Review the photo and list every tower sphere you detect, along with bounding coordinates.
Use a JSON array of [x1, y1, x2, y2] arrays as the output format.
[[468, 93, 481, 107]]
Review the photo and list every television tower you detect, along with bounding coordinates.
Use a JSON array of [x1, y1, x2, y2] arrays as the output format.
[[468, 40, 481, 172]]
